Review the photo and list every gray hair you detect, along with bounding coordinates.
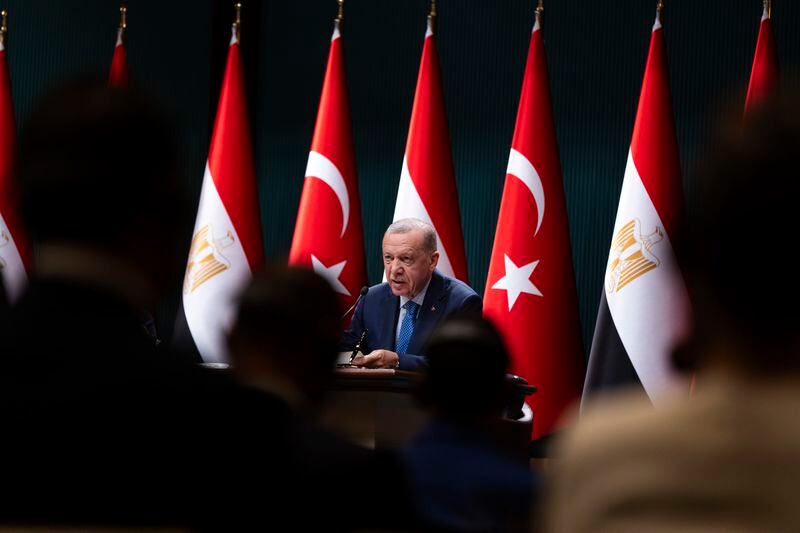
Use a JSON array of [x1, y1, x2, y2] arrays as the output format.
[[385, 218, 438, 253]]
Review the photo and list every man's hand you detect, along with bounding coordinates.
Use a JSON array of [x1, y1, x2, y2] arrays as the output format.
[[352, 349, 399, 369]]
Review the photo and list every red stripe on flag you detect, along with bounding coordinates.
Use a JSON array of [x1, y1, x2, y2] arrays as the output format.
[[0, 48, 31, 273], [207, 42, 264, 272], [404, 31, 469, 283], [745, 17, 779, 113], [108, 39, 129, 88], [629, 27, 683, 241]]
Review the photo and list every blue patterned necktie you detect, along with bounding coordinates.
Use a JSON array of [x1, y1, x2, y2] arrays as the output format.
[[396, 300, 419, 354]]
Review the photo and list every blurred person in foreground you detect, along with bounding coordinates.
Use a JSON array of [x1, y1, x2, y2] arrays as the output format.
[[228, 264, 417, 531], [0, 79, 297, 528], [546, 89, 800, 532], [403, 316, 536, 532]]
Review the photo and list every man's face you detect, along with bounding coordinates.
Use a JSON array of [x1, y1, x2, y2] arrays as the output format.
[[383, 230, 439, 298]]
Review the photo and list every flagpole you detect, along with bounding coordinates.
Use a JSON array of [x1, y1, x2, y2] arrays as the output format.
[[428, 0, 436, 34], [336, 0, 343, 23], [234, 2, 242, 41], [0, 10, 7, 48], [118, 4, 127, 42], [765, 0, 772, 19], [536, 0, 543, 24]]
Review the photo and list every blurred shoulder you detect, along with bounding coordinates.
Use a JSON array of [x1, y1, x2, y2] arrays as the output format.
[[556, 388, 667, 466]]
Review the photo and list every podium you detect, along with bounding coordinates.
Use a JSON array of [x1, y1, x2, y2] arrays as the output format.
[[317, 367, 535, 457]]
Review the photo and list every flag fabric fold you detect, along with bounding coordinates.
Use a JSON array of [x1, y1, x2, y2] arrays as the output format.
[[178, 28, 263, 363], [0, 32, 30, 303], [745, 3, 778, 113], [483, 13, 583, 439], [391, 16, 468, 283], [583, 9, 689, 404], [289, 19, 367, 309]]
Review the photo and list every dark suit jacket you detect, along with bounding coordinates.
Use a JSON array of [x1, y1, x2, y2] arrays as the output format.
[[341, 270, 481, 371]]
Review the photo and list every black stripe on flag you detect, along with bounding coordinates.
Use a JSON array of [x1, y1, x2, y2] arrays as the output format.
[[582, 291, 647, 407], [172, 297, 204, 364]]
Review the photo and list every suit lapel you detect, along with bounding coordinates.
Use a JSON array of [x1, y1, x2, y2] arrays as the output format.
[[408, 270, 448, 354], [377, 287, 400, 352]]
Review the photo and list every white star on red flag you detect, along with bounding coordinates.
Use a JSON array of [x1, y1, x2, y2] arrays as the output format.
[[491, 254, 543, 311], [311, 255, 350, 296]]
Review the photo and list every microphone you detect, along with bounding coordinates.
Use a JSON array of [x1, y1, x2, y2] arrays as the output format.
[[341, 285, 369, 320]]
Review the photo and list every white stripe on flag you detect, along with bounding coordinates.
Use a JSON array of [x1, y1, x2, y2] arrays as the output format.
[[603, 150, 689, 401], [0, 212, 28, 303], [182, 164, 252, 363], [390, 156, 456, 279]]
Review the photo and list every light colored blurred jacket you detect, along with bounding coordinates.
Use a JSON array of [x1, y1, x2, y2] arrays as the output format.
[[545, 372, 800, 533]]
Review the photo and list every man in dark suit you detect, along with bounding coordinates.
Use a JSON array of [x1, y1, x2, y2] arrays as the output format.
[[341, 218, 481, 371]]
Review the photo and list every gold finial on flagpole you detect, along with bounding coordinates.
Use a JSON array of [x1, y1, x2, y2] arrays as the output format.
[[765, 0, 772, 19], [0, 10, 8, 48], [657, 0, 664, 14], [536, 0, 544, 23], [336, 0, 344, 23], [428, 0, 436, 33], [119, 5, 127, 30], [234, 2, 242, 41]]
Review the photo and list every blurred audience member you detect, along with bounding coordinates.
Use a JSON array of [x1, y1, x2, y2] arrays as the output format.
[[0, 79, 293, 528], [546, 89, 800, 532], [228, 265, 418, 531], [228, 265, 342, 408], [404, 316, 536, 532]]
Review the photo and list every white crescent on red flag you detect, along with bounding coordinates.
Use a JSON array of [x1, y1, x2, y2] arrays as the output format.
[[0, 34, 31, 303], [289, 20, 367, 308], [179, 28, 264, 363], [483, 13, 584, 439], [584, 9, 690, 404], [745, 3, 778, 113], [392, 17, 468, 283]]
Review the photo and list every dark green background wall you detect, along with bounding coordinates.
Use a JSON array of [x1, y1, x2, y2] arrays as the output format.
[[4, 1, 799, 356]]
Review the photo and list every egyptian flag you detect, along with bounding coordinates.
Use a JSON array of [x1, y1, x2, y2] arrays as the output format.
[[583, 7, 690, 404], [745, 1, 778, 113], [108, 7, 129, 87], [177, 24, 263, 363], [289, 17, 367, 310], [0, 20, 31, 304], [391, 11, 468, 283], [483, 9, 583, 438]]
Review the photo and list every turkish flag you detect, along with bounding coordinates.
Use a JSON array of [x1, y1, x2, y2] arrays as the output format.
[[483, 14, 583, 439], [0, 32, 30, 303], [745, 3, 778, 113], [108, 26, 129, 87], [391, 16, 468, 283], [289, 19, 367, 309]]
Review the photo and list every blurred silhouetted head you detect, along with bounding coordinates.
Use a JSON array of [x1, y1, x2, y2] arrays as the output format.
[[14, 77, 187, 298], [419, 316, 509, 420], [228, 265, 342, 404], [679, 86, 800, 375]]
